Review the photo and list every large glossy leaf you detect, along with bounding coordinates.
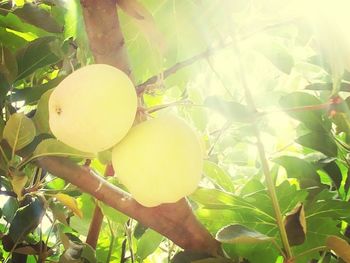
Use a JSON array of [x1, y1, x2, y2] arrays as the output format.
[[273, 156, 321, 188], [136, 229, 163, 261], [203, 161, 234, 192], [32, 138, 94, 160], [256, 40, 294, 74], [216, 224, 273, 244], [11, 76, 64, 104], [2, 197, 19, 223], [204, 96, 253, 123], [8, 196, 46, 243], [279, 92, 329, 131], [0, 45, 18, 83], [296, 132, 338, 157], [33, 89, 53, 134], [16, 36, 61, 80], [3, 112, 36, 151], [13, 3, 63, 33]]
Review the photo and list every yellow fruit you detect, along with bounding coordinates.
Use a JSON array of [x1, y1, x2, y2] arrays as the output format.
[[112, 116, 203, 207], [49, 64, 137, 153]]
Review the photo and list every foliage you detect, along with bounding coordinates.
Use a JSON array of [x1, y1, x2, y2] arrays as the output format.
[[0, 0, 350, 262]]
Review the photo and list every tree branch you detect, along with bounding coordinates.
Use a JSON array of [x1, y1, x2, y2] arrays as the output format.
[[80, 0, 131, 77], [34, 0, 221, 256], [37, 157, 220, 254]]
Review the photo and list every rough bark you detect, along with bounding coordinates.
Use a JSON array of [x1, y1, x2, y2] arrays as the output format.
[[80, 0, 131, 76]]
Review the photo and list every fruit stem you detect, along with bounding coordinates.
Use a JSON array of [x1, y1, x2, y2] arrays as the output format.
[[231, 32, 293, 259]]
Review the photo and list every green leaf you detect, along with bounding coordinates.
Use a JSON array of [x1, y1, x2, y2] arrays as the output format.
[[11, 76, 64, 104], [216, 224, 273, 244], [171, 251, 214, 263], [0, 45, 18, 83], [3, 112, 36, 151], [33, 89, 53, 134], [2, 197, 19, 223], [99, 201, 128, 225], [296, 132, 338, 157], [80, 243, 97, 263], [284, 204, 306, 246], [13, 3, 63, 33], [8, 196, 46, 243], [16, 36, 61, 80], [204, 96, 253, 122], [11, 171, 27, 201], [256, 40, 294, 74], [192, 258, 234, 263], [326, 236, 350, 262], [273, 156, 321, 188], [32, 138, 95, 160], [319, 160, 342, 190], [203, 161, 234, 192], [279, 92, 329, 131], [136, 229, 163, 261]]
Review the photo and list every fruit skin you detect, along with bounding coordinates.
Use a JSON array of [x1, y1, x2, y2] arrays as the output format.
[[112, 115, 203, 207], [49, 64, 137, 153]]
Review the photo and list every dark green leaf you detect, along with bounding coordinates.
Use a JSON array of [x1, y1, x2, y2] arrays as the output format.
[[0, 45, 18, 83], [203, 161, 234, 192], [320, 160, 343, 190], [8, 196, 46, 243], [279, 92, 329, 131], [216, 224, 273, 244], [13, 3, 63, 33], [136, 229, 163, 260], [16, 36, 61, 80], [171, 251, 213, 263], [273, 156, 321, 188], [204, 96, 253, 122], [296, 132, 338, 157], [134, 222, 148, 239], [284, 204, 306, 246], [2, 197, 19, 223], [11, 76, 64, 104]]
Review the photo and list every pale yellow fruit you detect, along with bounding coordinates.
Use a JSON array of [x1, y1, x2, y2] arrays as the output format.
[[112, 116, 203, 207], [49, 64, 137, 153]]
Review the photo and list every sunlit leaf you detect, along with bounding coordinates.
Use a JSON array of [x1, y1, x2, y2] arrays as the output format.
[[3, 112, 36, 151], [55, 193, 83, 218], [204, 96, 253, 122], [32, 138, 95, 159], [279, 92, 330, 131], [11, 171, 27, 201], [203, 161, 234, 192], [256, 40, 294, 74], [136, 229, 163, 261], [33, 89, 53, 134]]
